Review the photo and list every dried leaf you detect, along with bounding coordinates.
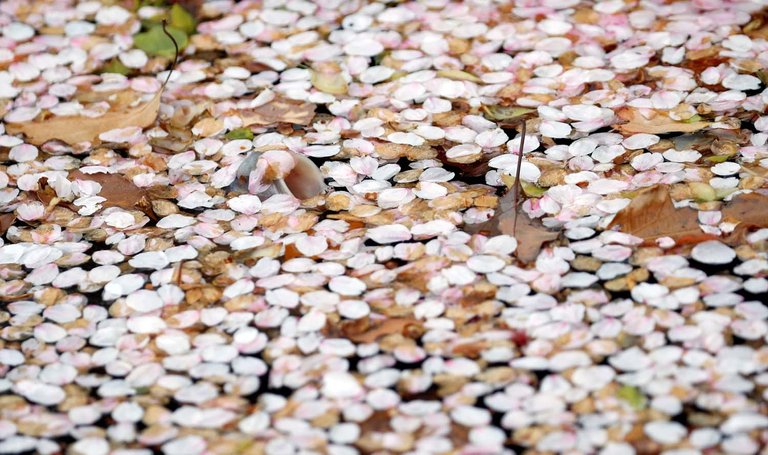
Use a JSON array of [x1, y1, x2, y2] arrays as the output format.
[[0, 213, 15, 236], [467, 191, 560, 263], [721, 192, 768, 228], [69, 170, 157, 220], [498, 208, 560, 263], [614, 107, 710, 135], [5, 91, 161, 145], [241, 97, 316, 126], [608, 185, 705, 242], [346, 317, 420, 344]]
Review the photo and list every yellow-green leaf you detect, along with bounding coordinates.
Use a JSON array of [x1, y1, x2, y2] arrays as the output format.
[[101, 58, 132, 75], [133, 25, 187, 58], [689, 182, 717, 202], [169, 3, 196, 35], [225, 128, 254, 140], [704, 155, 731, 163], [617, 385, 647, 410]]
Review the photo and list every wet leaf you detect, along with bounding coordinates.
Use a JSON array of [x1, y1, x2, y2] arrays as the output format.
[[69, 170, 157, 220], [608, 185, 706, 242], [241, 97, 317, 126], [169, 3, 196, 34], [225, 128, 254, 140], [614, 107, 710, 134], [0, 213, 15, 236], [6, 90, 162, 145], [134, 25, 188, 58]]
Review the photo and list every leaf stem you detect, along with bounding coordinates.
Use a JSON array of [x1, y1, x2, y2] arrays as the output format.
[[512, 120, 526, 233], [161, 19, 179, 87]]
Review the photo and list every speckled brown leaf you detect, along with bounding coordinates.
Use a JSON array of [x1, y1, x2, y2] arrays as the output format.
[[608, 185, 704, 242], [614, 107, 709, 135], [5, 91, 161, 145], [241, 97, 316, 126], [69, 170, 157, 220]]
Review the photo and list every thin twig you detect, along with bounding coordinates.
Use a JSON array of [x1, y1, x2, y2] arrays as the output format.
[[161, 20, 179, 88], [512, 120, 527, 233]]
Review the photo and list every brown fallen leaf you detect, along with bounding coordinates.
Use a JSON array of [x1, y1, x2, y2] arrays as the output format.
[[0, 213, 15, 236], [5, 22, 181, 146], [721, 192, 768, 228], [614, 107, 710, 135], [5, 91, 161, 145], [466, 191, 560, 263], [241, 97, 316, 126], [607, 185, 708, 243], [345, 317, 420, 344], [69, 170, 157, 220]]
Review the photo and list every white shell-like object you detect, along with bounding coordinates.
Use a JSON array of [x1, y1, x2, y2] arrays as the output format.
[[229, 150, 327, 199]]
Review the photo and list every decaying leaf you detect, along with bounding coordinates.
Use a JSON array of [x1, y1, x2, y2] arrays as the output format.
[[69, 170, 157, 220], [608, 185, 707, 243], [241, 97, 317, 126], [0, 213, 15, 236], [722, 192, 768, 228], [5, 91, 162, 146], [614, 107, 710, 135]]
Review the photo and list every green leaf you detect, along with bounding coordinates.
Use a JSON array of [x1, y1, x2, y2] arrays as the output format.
[[617, 385, 647, 410], [101, 58, 132, 75], [225, 128, 254, 140], [169, 3, 196, 34], [133, 25, 187, 58]]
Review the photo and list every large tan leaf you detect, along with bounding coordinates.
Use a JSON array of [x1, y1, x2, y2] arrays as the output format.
[[614, 107, 709, 135], [5, 91, 161, 145], [607, 185, 707, 242]]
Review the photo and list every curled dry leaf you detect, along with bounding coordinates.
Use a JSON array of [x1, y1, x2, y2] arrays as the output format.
[[614, 107, 710, 135], [69, 170, 157, 220], [607, 185, 710, 244], [241, 97, 316, 126], [5, 91, 162, 146]]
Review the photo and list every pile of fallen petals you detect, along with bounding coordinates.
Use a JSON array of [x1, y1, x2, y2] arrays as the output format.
[[2, 0, 768, 454]]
